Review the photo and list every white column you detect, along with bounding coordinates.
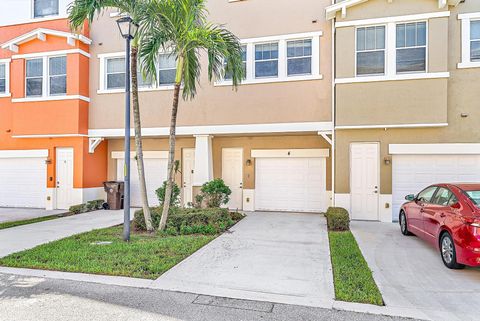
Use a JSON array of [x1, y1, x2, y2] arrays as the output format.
[[193, 135, 214, 186]]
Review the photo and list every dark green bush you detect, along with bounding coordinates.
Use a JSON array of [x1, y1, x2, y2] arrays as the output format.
[[133, 207, 244, 234], [156, 181, 181, 207], [200, 179, 232, 208], [326, 207, 350, 231], [69, 204, 86, 214]]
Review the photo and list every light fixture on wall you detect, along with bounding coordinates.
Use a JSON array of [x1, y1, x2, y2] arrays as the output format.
[[45, 158, 52, 165], [246, 159, 252, 166], [384, 156, 391, 165]]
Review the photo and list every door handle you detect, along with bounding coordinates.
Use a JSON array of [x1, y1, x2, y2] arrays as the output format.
[[440, 213, 446, 218], [420, 208, 425, 213]]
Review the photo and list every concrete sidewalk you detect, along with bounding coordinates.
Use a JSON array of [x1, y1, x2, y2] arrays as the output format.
[[351, 221, 480, 321], [0, 208, 66, 223], [152, 212, 335, 308], [0, 210, 124, 257]]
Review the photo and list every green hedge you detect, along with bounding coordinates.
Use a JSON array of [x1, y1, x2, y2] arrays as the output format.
[[69, 199, 104, 214], [134, 207, 244, 235], [325, 207, 350, 231]]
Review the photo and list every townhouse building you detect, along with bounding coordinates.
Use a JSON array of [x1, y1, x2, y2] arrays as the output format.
[[327, 0, 480, 222], [0, 0, 333, 212]]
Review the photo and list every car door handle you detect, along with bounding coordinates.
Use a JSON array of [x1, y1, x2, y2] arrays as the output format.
[[420, 208, 425, 213], [440, 213, 446, 218]]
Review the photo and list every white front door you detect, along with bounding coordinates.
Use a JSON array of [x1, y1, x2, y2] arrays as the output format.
[[255, 157, 326, 212], [350, 143, 379, 221], [56, 148, 74, 210], [182, 148, 195, 206], [222, 148, 243, 210]]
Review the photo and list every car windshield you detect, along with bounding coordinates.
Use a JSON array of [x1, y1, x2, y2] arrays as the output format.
[[465, 190, 480, 207]]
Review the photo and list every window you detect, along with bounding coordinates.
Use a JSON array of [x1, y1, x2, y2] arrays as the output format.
[[225, 45, 247, 80], [255, 42, 278, 78], [465, 190, 480, 207], [356, 26, 385, 75], [34, 0, 59, 18], [49, 56, 66, 95], [396, 22, 427, 73], [0, 64, 5, 94], [158, 54, 177, 86], [26, 58, 43, 97], [431, 188, 453, 206], [417, 186, 438, 203], [287, 39, 312, 76], [470, 20, 480, 62], [106, 57, 126, 90]]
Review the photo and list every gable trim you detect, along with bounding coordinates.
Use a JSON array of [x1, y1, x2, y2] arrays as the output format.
[[335, 10, 451, 28]]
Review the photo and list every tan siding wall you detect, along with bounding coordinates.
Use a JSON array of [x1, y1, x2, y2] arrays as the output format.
[[335, 27, 356, 78]]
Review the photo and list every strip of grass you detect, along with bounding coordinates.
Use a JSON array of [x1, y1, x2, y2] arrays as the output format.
[[0, 214, 66, 230], [328, 231, 383, 306], [0, 226, 215, 279]]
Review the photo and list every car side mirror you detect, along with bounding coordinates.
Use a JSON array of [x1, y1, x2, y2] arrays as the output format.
[[405, 194, 416, 201], [451, 202, 461, 209]]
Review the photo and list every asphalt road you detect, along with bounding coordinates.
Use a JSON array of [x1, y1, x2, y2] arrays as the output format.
[[0, 273, 419, 321]]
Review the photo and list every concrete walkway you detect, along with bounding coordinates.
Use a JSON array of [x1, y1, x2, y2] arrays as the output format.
[[0, 208, 67, 223], [152, 212, 335, 308], [0, 210, 124, 257], [351, 221, 480, 321]]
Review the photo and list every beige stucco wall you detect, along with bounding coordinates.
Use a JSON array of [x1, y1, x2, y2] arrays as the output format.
[[108, 134, 331, 192], [334, 1, 480, 195], [88, 0, 332, 130]]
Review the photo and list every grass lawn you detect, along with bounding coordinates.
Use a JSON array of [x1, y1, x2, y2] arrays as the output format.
[[0, 214, 67, 230], [328, 231, 383, 306], [0, 225, 215, 279]]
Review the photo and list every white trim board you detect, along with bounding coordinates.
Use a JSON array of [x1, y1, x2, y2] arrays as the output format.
[[12, 134, 88, 139], [334, 11, 451, 28], [111, 151, 168, 159], [335, 72, 450, 84], [12, 95, 90, 103], [389, 144, 480, 155], [12, 49, 90, 60], [0, 149, 48, 158], [251, 149, 330, 158], [90, 122, 334, 138], [336, 123, 448, 130]]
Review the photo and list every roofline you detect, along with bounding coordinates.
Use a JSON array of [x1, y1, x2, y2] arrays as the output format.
[[1, 28, 92, 53]]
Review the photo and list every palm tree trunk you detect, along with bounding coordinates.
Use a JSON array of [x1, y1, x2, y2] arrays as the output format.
[[159, 56, 184, 231], [131, 45, 154, 232]]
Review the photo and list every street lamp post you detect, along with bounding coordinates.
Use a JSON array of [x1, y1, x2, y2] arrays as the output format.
[[116, 16, 139, 242]]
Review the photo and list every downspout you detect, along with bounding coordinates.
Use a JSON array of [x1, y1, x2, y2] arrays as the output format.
[[331, 0, 336, 207]]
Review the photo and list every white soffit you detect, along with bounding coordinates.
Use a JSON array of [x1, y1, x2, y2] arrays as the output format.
[[389, 144, 480, 155]]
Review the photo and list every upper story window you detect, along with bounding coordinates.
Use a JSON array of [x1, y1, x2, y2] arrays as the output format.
[[287, 39, 312, 76], [224, 45, 247, 80], [106, 58, 126, 90], [26, 55, 67, 97], [255, 42, 279, 78], [470, 20, 480, 62], [158, 54, 177, 85], [34, 0, 59, 18], [0, 64, 6, 94], [356, 26, 385, 76], [396, 22, 426, 73]]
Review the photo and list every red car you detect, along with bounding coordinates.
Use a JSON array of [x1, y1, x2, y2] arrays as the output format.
[[400, 183, 480, 269]]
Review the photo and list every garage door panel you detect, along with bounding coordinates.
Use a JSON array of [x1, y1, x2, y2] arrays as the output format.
[[255, 157, 326, 213], [0, 158, 47, 208], [392, 155, 480, 221]]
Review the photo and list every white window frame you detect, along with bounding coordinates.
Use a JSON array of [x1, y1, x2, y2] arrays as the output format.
[[25, 54, 67, 98], [395, 21, 428, 74], [98, 52, 176, 94], [217, 31, 323, 86], [458, 12, 480, 69], [355, 25, 387, 77], [105, 56, 126, 90], [254, 41, 280, 79], [32, 0, 60, 19], [0, 59, 11, 98], [48, 55, 67, 96], [157, 53, 177, 87], [286, 38, 313, 77]]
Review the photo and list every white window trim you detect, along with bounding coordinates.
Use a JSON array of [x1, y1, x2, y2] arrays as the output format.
[[98, 52, 177, 93], [355, 25, 387, 77], [48, 55, 67, 96], [0, 59, 11, 97], [254, 41, 280, 79], [395, 21, 428, 74], [286, 39, 314, 77], [458, 12, 480, 69], [25, 55, 67, 98], [216, 31, 323, 86]]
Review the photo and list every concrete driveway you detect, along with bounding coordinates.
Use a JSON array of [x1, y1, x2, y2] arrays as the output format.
[[0, 208, 66, 223], [153, 212, 334, 308], [351, 221, 480, 321]]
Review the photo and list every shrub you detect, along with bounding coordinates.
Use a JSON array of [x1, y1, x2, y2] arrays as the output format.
[[156, 181, 181, 207], [70, 200, 105, 214], [69, 204, 86, 214], [200, 179, 232, 208], [326, 207, 350, 231], [133, 207, 244, 234]]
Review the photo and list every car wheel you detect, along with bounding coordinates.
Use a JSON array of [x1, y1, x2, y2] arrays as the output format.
[[399, 211, 412, 236], [440, 232, 465, 269]]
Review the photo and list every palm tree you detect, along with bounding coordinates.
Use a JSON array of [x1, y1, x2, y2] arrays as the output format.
[[69, 0, 154, 232], [140, 0, 245, 230]]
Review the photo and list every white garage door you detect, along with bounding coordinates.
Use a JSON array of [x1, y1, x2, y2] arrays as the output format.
[[255, 157, 326, 212], [0, 157, 47, 208], [392, 154, 480, 220], [116, 157, 167, 207]]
